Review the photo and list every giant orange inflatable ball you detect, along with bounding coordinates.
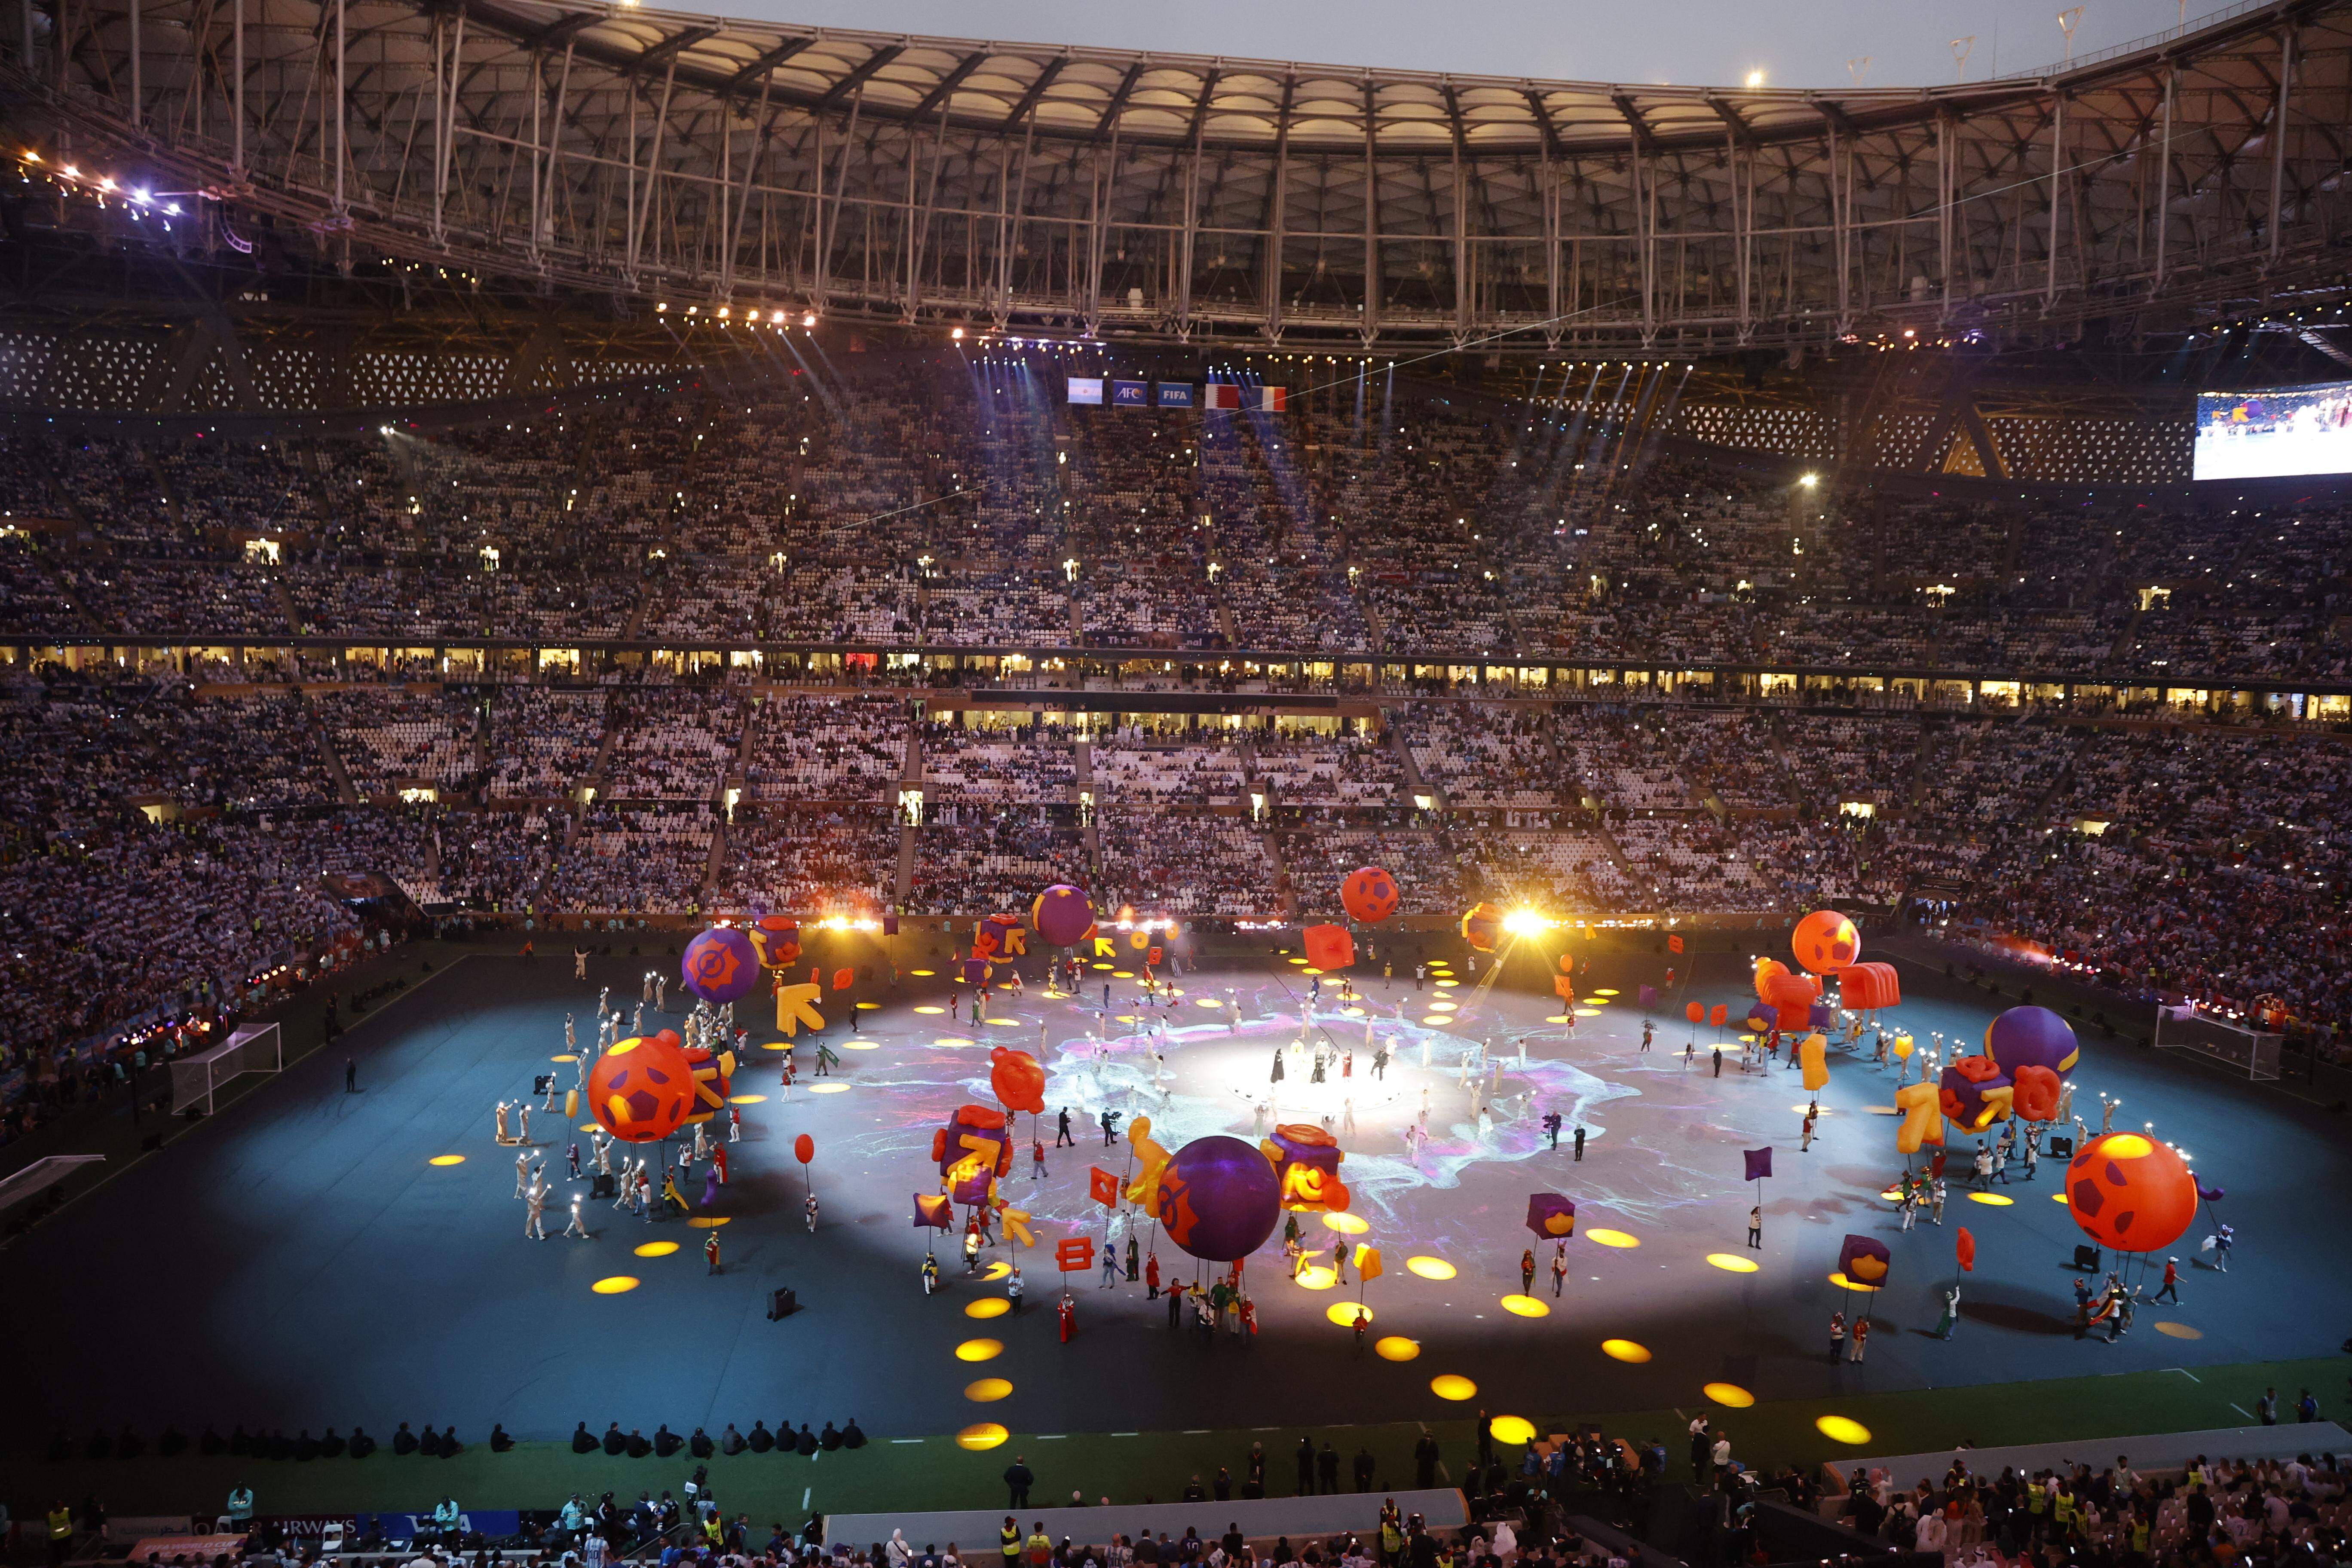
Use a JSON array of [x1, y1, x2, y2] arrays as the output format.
[[1341, 866, 1401, 924], [2065, 1131, 2201, 1253], [588, 1034, 696, 1143], [1460, 902, 1505, 952], [1752, 957, 1791, 1002], [1792, 910, 1861, 974]]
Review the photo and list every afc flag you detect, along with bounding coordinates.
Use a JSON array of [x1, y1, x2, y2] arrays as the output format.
[[1111, 380, 1149, 407]]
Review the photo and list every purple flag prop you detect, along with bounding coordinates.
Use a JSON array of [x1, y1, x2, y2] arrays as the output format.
[[1836, 1233, 1891, 1288], [960, 958, 989, 986], [1808, 1002, 1835, 1029], [1743, 1146, 1773, 1182], [1638, 984, 1660, 1009], [1525, 1193, 1577, 1238]]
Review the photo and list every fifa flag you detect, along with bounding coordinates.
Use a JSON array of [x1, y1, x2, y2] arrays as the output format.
[[1156, 383, 1195, 407], [1111, 380, 1149, 407], [1067, 376, 1105, 406], [1202, 384, 1287, 411]]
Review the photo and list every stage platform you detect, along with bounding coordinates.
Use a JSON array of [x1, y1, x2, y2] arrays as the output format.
[[2, 935, 2342, 1465]]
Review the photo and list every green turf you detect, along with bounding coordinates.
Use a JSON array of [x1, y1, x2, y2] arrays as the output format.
[[16, 1357, 2343, 1527]]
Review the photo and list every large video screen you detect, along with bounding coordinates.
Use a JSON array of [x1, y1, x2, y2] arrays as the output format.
[[2194, 380, 2352, 480]]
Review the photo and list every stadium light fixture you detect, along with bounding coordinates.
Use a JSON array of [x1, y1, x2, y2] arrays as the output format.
[[802, 312, 818, 327], [1745, 70, 1764, 87], [1799, 472, 1819, 487]]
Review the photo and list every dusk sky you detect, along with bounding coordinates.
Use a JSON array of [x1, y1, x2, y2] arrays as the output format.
[[718, 0, 2199, 91]]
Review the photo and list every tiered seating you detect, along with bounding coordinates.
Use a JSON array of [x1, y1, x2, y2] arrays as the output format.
[[316, 688, 475, 796], [745, 695, 906, 801]]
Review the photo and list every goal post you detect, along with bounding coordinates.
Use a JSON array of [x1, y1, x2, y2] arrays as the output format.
[[2152, 1004, 2282, 1081], [170, 1023, 285, 1115]]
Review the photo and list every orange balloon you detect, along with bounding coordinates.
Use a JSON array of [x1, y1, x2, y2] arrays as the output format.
[[1752, 957, 1790, 1002], [587, 1035, 695, 1144], [2065, 1132, 2200, 1253], [1792, 910, 1862, 974]]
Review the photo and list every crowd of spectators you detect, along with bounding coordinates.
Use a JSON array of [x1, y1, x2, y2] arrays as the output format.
[[1096, 810, 1278, 916], [1828, 1448, 2352, 1568]]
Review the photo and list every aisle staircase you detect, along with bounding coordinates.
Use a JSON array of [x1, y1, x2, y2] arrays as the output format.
[[893, 709, 923, 908]]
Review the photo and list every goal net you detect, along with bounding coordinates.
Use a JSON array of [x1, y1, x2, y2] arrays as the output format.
[[170, 1023, 285, 1115], [2152, 1004, 2282, 1081]]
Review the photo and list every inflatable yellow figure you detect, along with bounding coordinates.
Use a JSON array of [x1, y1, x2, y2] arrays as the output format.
[[1894, 1081, 1946, 1154], [1124, 1115, 1174, 1216], [1799, 1032, 1830, 1092]]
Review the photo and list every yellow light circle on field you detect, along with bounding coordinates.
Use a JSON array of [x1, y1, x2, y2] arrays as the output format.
[[1288, 957, 1311, 965], [1574, 1008, 1602, 1017], [1816, 1416, 1873, 1446], [1197, 998, 1222, 1008], [1601, 1338, 1653, 1363], [761, 1042, 791, 1052], [1705, 1253, 1759, 1273], [955, 1424, 1008, 1450], [1430, 1375, 1478, 1401], [1828, 1273, 1883, 1292], [935, 1036, 978, 1049], [1113, 971, 1134, 978], [1327, 1303, 1373, 1326], [808, 1083, 850, 1094], [1375, 1336, 1421, 1361], [1301, 967, 1324, 976], [1704, 1383, 1756, 1408], [965, 1298, 1010, 1319], [1406, 1256, 1457, 1280], [956, 1339, 1004, 1362], [983, 1261, 1012, 1281], [1434, 979, 1460, 988], [913, 1005, 945, 1015], [1321, 1212, 1370, 1234], [634, 1241, 679, 1258], [1421, 1016, 1452, 1027], [910, 969, 937, 977], [2053, 1191, 2071, 1204], [552, 1054, 579, 1063], [1593, 988, 1620, 997], [856, 1002, 880, 1010], [1489, 1415, 1537, 1445], [1585, 997, 1611, 1006], [1342, 1006, 1365, 1017], [1546, 1015, 1571, 1023], [984, 1018, 1023, 1028], [1294, 1265, 1338, 1290], [1968, 1192, 2015, 1207], [729, 1093, 768, 1104], [591, 1277, 640, 1295], [1092, 963, 1114, 971], [1427, 1001, 1458, 1012], [1586, 1228, 1640, 1248], [1501, 1294, 1550, 1318], [579, 1123, 601, 1132], [963, 1378, 1013, 1403], [429, 1155, 466, 1166], [2155, 1321, 2203, 1339], [686, 1216, 729, 1228]]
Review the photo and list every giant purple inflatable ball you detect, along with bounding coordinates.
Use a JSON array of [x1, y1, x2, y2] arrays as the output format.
[[1031, 884, 1095, 948], [1155, 1136, 1281, 1263], [1984, 1005, 2081, 1078], [682, 926, 761, 1004]]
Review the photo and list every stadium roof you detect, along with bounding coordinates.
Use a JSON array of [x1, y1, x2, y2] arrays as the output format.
[[4, 0, 2349, 351]]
